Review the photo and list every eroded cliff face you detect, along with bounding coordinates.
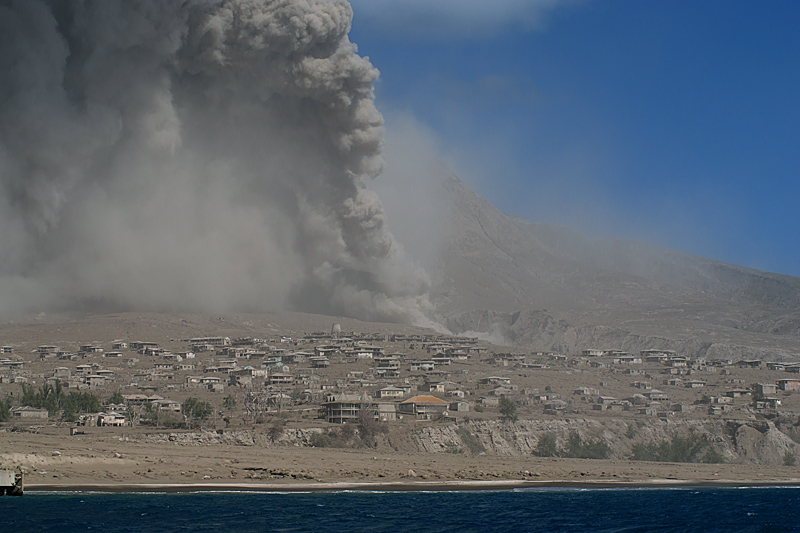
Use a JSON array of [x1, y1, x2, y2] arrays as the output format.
[[134, 417, 800, 467], [412, 418, 800, 466]]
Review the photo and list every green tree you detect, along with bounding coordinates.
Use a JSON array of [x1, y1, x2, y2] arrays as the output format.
[[182, 397, 213, 425], [0, 396, 13, 422], [631, 434, 711, 463], [559, 431, 611, 459], [535, 433, 558, 457], [498, 396, 518, 422], [751, 390, 765, 408], [108, 391, 125, 405], [223, 394, 237, 411]]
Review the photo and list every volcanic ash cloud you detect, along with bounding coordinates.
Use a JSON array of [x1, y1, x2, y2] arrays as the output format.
[[0, 0, 432, 324]]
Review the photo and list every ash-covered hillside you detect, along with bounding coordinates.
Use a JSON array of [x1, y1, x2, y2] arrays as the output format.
[[431, 176, 800, 360]]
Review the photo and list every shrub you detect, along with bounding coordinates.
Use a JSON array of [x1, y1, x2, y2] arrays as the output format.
[[457, 427, 486, 455], [268, 418, 286, 442], [784, 451, 797, 467], [444, 441, 463, 454], [535, 433, 558, 457], [0, 397, 12, 422], [701, 448, 725, 464], [223, 395, 237, 411], [310, 431, 332, 448], [499, 396, 518, 422], [309, 426, 359, 448], [357, 410, 388, 447], [561, 431, 611, 460], [631, 434, 716, 463]]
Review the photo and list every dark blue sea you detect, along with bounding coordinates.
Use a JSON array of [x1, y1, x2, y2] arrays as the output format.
[[2, 487, 799, 532]]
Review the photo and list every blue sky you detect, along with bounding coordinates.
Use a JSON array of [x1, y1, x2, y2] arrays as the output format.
[[348, 0, 800, 277]]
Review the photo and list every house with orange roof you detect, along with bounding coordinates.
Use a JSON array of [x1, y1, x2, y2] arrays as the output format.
[[398, 395, 448, 420]]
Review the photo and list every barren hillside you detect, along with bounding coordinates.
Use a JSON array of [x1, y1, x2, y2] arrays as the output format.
[[432, 177, 800, 360]]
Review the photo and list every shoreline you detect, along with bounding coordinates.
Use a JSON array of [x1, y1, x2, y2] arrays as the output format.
[[26, 478, 800, 494]]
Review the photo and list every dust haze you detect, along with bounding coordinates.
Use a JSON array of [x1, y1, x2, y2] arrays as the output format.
[[0, 0, 437, 325]]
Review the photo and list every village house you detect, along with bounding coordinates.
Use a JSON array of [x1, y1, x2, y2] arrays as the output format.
[[309, 356, 330, 369], [229, 374, 252, 387], [376, 403, 397, 421], [777, 378, 800, 392], [398, 395, 448, 420], [754, 398, 781, 410], [449, 400, 469, 412], [737, 359, 764, 369], [129, 341, 159, 351], [321, 393, 367, 424], [314, 345, 339, 357], [479, 376, 512, 387], [374, 386, 405, 399], [431, 354, 452, 366], [267, 373, 294, 386], [726, 389, 750, 398], [684, 380, 707, 389], [646, 389, 669, 401], [11, 406, 49, 422], [84, 374, 109, 388], [409, 361, 435, 372], [79, 344, 104, 354], [543, 399, 567, 415], [189, 336, 231, 347], [613, 355, 642, 364], [419, 381, 446, 393], [99, 412, 127, 426], [753, 383, 778, 396], [573, 387, 599, 398]]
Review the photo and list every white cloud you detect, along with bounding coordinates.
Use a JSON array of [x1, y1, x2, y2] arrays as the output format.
[[348, 0, 582, 39]]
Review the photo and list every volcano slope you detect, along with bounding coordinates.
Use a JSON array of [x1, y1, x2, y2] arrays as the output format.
[[430, 177, 800, 361]]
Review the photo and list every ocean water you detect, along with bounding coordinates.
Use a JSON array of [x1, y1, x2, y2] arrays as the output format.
[[1, 487, 799, 532]]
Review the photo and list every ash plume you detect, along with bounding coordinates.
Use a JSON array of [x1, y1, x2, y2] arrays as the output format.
[[0, 0, 433, 325]]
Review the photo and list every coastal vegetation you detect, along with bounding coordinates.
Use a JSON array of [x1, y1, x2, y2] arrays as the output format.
[[534, 431, 611, 460], [631, 434, 724, 464]]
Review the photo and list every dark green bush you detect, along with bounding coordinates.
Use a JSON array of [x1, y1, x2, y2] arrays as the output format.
[[631, 433, 722, 463]]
